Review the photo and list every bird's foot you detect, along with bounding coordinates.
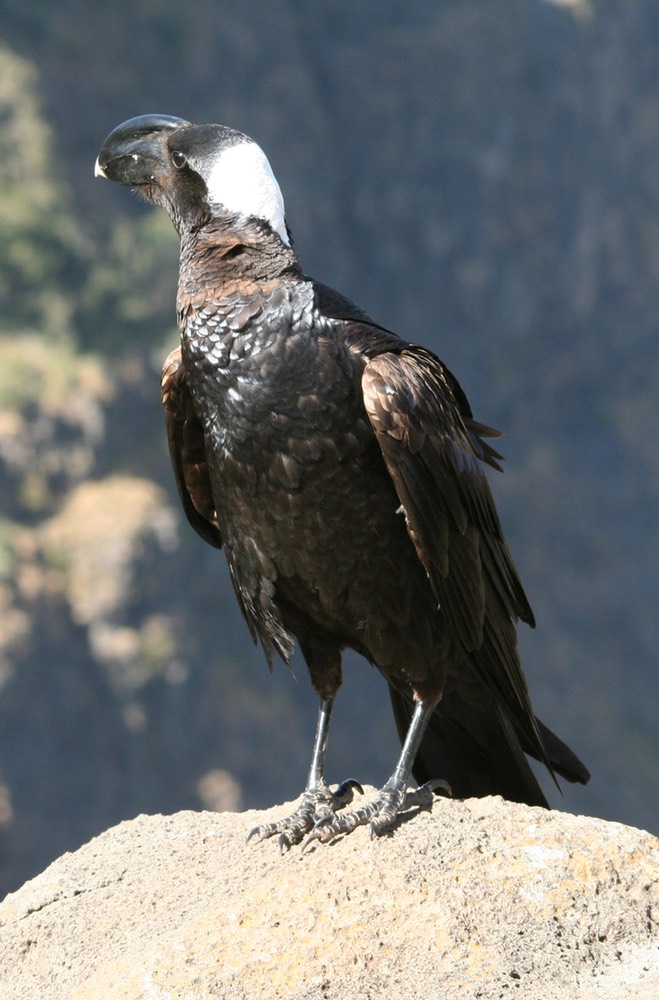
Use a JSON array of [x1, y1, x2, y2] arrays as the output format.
[[247, 779, 363, 852], [302, 777, 451, 849]]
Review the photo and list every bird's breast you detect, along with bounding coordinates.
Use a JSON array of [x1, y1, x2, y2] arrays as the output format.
[[179, 287, 435, 658], [181, 286, 373, 495]]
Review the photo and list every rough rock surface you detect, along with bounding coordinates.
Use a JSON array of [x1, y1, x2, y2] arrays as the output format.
[[0, 794, 657, 1000]]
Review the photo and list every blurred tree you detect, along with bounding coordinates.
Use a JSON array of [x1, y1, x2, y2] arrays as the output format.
[[77, 210, 178, 355], [0, 45, 85, 339]]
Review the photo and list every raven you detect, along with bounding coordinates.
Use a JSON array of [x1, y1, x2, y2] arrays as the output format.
[[96, 115, 589, 848]]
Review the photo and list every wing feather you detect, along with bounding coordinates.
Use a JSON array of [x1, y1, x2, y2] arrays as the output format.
[[161, 347, 222, 549], [362, 345, 546, 757], [362, 347, 533, 634]]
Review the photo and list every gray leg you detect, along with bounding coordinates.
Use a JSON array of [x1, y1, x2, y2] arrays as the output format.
[[304, 699, 451, 848], [248, 695, 362, 851], [305, 694, 334, 789]]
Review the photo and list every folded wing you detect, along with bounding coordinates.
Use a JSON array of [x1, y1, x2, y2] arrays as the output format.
[[361, 345, 551, 767], [161, 347, 222, 549]]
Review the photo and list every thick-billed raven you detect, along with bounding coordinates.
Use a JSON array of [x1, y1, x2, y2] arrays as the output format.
[[96, 115, 589, 849]]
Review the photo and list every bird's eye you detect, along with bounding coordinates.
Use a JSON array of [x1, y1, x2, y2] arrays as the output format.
[[171, 150, 187, 169]]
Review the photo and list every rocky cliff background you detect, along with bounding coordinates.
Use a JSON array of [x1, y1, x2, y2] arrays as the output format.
[[0, 0, 658, 897]]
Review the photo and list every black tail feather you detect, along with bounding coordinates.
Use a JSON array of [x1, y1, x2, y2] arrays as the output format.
[[389, 684, 588, 808], [532, 717, 590, 785]]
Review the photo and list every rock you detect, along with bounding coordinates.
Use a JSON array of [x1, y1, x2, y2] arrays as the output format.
[[0, 794, 657, 1000]]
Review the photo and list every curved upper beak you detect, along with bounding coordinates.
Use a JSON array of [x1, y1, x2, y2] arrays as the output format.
[[95, 113, 191, 184]]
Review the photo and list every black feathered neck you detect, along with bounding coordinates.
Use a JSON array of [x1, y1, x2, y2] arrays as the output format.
[[177, 214, 302, 306]]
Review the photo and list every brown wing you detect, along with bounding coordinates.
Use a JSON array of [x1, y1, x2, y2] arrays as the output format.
[[161, 347, 222, 549], [361, 345, 544, 747]]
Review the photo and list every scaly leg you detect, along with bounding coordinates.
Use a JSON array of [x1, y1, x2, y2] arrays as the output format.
[[248, 694, 363, 852], [303, 698, 451, 849]]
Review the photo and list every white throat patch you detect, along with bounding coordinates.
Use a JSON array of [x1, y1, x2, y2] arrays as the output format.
[[203, 140, 290, 246]]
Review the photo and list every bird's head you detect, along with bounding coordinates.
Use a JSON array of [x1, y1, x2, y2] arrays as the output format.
[[95, 114, 290, 245]]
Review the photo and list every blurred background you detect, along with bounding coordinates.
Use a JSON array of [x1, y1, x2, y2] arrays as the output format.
[[0, 0, 657, 898]]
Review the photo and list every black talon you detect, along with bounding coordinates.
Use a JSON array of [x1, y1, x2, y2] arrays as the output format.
[[336, 778, 364, 795], [278, 833, 293, 854], [331, 778, 364, 805], [301, 831, 322, 853], [402, 778, 452, 811]]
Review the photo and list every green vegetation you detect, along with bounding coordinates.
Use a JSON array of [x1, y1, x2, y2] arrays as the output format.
[[0, 46, 84, 339]]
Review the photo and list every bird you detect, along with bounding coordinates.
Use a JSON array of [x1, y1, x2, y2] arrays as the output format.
[[95, 114, 589, 849]]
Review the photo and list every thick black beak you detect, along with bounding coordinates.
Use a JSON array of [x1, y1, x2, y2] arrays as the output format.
[[95, 114, 191, 185]]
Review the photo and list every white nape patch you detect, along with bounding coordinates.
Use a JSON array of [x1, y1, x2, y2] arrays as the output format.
[[203, 141, 290, 246]]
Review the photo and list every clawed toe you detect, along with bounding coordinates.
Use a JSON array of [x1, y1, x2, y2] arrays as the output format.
[[402, 777, 452, 810], [304, 778, 451, 848], [331, 777, 364, 805], [247, 779, 364, 851], [249, 776, 450, 851]]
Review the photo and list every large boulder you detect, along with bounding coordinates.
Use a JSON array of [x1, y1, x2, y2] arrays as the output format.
[[0, 794, 657, 999]]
